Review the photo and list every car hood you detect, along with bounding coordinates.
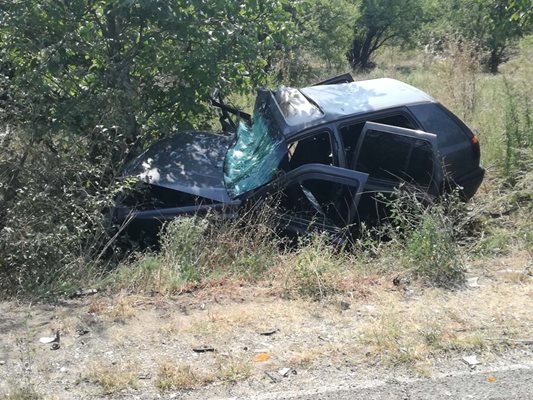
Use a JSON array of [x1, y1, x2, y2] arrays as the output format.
[[124, 131, 233, 203]]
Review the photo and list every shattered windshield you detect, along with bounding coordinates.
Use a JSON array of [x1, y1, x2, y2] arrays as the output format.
[[224, 93, 287, 198]]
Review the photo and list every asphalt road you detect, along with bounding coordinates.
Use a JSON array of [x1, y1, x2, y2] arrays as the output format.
[[204, 365, 533, 400]]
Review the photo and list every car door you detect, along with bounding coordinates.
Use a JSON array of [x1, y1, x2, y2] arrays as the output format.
[[351, 122, 442, 197], [247, 163, 368, 235]]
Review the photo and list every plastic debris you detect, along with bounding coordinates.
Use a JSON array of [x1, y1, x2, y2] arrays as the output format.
[[69, 288, 98, 299], [254, 353, 271, 362], [39, 331, 60, 344], [462, 355, 481, 367], [278, 367, 291, 377], [259, 328, 279, 336], [192, 345, 215, 353], [466, 277, 480, 288]]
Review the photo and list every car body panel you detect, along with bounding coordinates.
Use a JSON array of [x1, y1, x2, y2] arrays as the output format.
[[124, 131, 232, 203], [301, 78, 434, 120], [247, 164, 369, 233]]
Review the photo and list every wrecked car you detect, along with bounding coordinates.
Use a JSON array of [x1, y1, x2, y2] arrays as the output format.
[[114, 74, 484, 239]]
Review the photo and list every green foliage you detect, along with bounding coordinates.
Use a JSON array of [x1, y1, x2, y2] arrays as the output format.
[[430, 0, 532, 73], [347, 0, 426, 69], [0, 0, 293, 297], [159, 216, 209, 283], [0, 133, 114, 297], [502, 78, 533, 182], [278, 0, 357, 83], [404, 212, 464, 287], [386, 189, 466, 288], [1, 0, 293, 147], [107, 211, 281, 294]]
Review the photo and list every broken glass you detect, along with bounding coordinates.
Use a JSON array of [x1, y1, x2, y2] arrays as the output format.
[[224, 94, 287, 198]]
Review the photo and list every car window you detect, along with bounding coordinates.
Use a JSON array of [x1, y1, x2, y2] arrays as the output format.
[[341, 114, 415, 167], [355, 129, 435, 185], [287, 131, 333, 170], [405, 139, 435, 186], [409, 103, 469, 147]]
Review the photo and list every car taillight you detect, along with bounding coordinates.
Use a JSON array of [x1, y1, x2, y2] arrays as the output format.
[[471, 135, 480, 164]]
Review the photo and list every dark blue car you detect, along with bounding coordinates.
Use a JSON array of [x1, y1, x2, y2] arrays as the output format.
[[115, 74, 484, 237]]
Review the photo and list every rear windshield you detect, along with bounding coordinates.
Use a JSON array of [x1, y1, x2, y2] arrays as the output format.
[[409, 103, 470, 147], [223, 93, 287, 198]]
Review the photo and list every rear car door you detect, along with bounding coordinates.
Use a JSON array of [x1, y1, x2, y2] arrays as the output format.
[[248, 164, 368, 235], [352, 122, 442, 196]]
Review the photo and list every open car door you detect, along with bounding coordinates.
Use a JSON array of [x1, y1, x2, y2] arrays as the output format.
[[249, 164, 368, 235], [352, 122, 442, 197]]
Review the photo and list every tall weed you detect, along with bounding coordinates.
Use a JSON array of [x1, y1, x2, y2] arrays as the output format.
[[386, 189, 466, 288], [502, 78, 533, 184]]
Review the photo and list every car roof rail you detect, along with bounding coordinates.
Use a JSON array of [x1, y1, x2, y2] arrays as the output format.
[[312, 73, 354, 86]]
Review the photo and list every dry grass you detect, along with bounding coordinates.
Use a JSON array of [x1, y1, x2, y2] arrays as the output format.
[[215, 356, 253, 382], [85, 362, 140, 394], [156, 362, 214, 391], [357, 271, 532, 370], [3, 386, 42, 400]]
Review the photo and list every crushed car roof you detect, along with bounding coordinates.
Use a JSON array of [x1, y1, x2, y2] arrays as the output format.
[[275, 78, 435, 136]]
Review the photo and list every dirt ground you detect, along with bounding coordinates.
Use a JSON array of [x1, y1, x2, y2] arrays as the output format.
[[1, 252, 531, 399]]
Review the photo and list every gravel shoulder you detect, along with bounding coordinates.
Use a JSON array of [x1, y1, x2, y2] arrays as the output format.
[[1, 252, 531, 399]]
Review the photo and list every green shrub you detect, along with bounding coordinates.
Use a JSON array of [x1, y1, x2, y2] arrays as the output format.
[[386, 188, 466, 288], [107, 209, 282, 294], [404, 211, 464, 287], [502, 78, 533, 184]]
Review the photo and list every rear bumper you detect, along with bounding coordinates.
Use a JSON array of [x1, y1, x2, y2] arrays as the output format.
[[454, 166, 485, 200]]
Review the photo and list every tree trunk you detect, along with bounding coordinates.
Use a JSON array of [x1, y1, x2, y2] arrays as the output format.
[[487, 48, 500, 74]]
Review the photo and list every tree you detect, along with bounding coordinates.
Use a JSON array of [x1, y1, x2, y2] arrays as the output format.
[[346, 0, 425, 70], [0, 0, 295, 294], [438, 0, 532, 73], [293, 0, 358, 68], [0, 0, 293, 165]]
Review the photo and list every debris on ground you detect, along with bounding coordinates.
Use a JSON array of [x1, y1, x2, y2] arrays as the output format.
[[192, 345, 215, 353], [259, 328, 279, 336], [264, 371, 279, 383], [254, 353, 271, 362], [340, 301, 351, 310], [39, 331, 60, 344], [462, 355, 481, 368], [466, 277, 480, 288], [69, 288, 98, 299]]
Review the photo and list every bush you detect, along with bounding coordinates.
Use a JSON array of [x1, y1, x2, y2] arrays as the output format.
[[386, 188, 466, 288], [0, 137, 115, 298], [107, 208, 282, 295], [502, 78, 533, 184], [404, 211, 464, 287]]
